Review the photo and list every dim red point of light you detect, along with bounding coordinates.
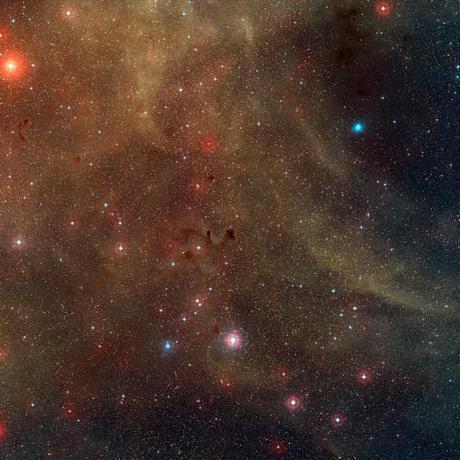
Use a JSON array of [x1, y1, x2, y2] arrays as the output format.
[[330, 412, 347, 429], [199, 135, 219, 153], [375, 1, 393, 17], [356, 368, 373, 385], [269, 439, 287, 455], [274, 367, 291, 383], [0, 53, 26, 81], [62, 403, 77, 420], [0, 421, 7, 442]]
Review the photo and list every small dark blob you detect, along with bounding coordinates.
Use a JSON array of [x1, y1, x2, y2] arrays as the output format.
[[18, 118, 29, 141], [402, 33, 414, 43], [336, 46, 356, 67], [334, 7, 359, 22], [182, 251, 194, 260], [225, 228, 235, 241]]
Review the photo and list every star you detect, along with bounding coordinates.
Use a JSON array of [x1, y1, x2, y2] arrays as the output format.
[[375, 1, 393, 17], [285, 395, 302, 412], [224, 331, 242, 350], [351, 121, 365, 134], [356, 368, 373, 385], [330, 412, 347, 429], [0, 53, 26, 80]]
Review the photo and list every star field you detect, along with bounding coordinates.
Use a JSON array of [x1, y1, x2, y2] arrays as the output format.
[[0, 1, 458, 459]]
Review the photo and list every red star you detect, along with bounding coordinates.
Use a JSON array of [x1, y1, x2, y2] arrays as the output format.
[[375, 1, 393, 17], [0, 52, 27, 81], [356, 368, 373, 385], [199, 135, 219, 153]]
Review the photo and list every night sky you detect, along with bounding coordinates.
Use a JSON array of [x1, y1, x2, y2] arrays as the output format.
[[0, 1, 458, 459]]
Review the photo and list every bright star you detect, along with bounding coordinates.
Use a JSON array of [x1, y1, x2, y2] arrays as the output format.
[[351, 122, 365, 134], [224, 331, 242, 350]]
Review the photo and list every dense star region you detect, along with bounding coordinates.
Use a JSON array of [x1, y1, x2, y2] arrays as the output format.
[[0, 1, 458, 459]]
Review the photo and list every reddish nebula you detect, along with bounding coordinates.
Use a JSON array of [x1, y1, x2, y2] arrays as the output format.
[[0, 30, 8, 42], [0, 52, 27, 81], [0, 347, 8, 362], [218, 376, 232, 391], [330, 412, 347, 429], [375, 1, 393, 17], [0, 421, 7, 442], [199, 135, 219, 153]]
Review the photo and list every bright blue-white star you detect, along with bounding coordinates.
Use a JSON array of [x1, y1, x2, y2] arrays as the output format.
[[163, 341, 173, 351], [351, 121, 365, 134]]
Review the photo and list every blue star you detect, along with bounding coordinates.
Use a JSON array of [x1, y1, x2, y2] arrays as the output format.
[[351, 121, 365, 134], [163, 341, 172, 351]]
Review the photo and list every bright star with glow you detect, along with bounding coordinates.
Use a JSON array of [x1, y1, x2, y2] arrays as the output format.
[[0, 53, 26, 81], [163, 341, 173, 351], [285, 395, 302, 412], [224, 331, 242, 350], [330, 412, 347, 428], [351, 121, 365, 134]]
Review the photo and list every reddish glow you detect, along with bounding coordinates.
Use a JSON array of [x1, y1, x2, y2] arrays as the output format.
[[330, 412, 347, 429], [269, 439, 287, 455], [66, 217, 80, 232], [191, 294, 205, 308], [375, 1, 393, 17], [0, 53, 26, 81], [0, 30, 8, 42], [285, 395, 301, 412], [0, 421, 7, 442], [190, 174, 215, 194], [356, 368, 373, 385], [199, 135, 219, 153], [224, 331, 242, 350], [218, 376, 232, 391], [0, 347, 9, 362], [274, 367, 291, 383], [62, 6, 77, 20], [62, 402, 77, 420]]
